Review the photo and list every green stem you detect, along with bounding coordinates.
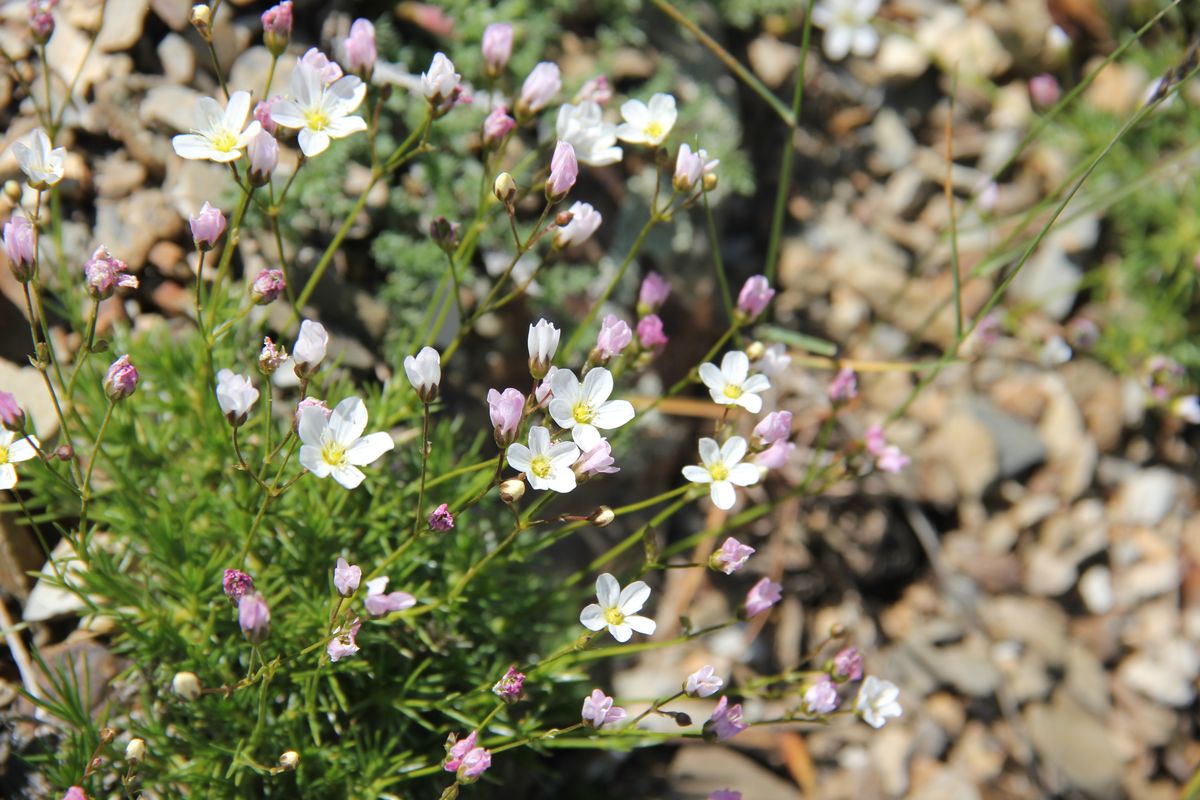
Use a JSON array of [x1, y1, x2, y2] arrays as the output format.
[[764, 1, 811, 282], [205, 186, 255, 332], [565, 493, 691, 587]]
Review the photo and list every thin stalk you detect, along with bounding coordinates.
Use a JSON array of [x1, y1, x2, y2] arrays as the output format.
[[701, 188, 733, 321], [944, 70, 963, 343], [565, 494, 691, 587], [205, 187, 255, 332]]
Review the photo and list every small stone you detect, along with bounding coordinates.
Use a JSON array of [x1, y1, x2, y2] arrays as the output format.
[[94, 190, 184, 269], [157, 33, 195, 84], [747, 35, 800, 89], [1078, 565, 1114, 614], [877, 34, 930, 80], [94, 151, 147, 198], [871, 108, 917, 174], [141, 84, 204, 133], [1009, 244, 1080, 320], [1025, 690, 1122, 798], [1118, 642, 1199, 707], [96, 0, 152, 52], [1111, 468, 1177, 525]]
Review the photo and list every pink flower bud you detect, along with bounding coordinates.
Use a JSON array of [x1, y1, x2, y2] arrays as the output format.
[[492, 665, 525, 701], [673, 143, 718, 193], [709, 537, 754, 574], [483, 105, 516, 146], [444, 732, 477, 772], [832, 646, 864, 681], [637, 271, 670, 313], [744, 576, 781, 618], [736, 275, 774, 318], [1029, 73, 1060, 107], [755, 439, 793, 469], [804, 675, 839, 714], [84, 246, 138, 299], [574, 75, 612, 105], [753, 410, 792, 445], [189, 202, 226, 250], [428, 503, 455, 531], [247, 129, 278, 184], [481, 23, 513, 77], [545, 140, 578, 199], [864, 424, 887, 455], [254, 98, 279, 135], [595, 314, 632, 360], [518, 61, 561, 116], [29, 0, 54, 43], [0, 390, 26, 430], [333, 557, 361, 596], [636, 314, 668, 351], [3, 214, 36, 282], [827, 367, 857, 402], [250, 269, 286, 305], [238, 592, 271, 643], [300, 47, 343, 85], [344, 18, 376, 75], [103, 355, 138, 402], [261, 1, 292, 56], [574, 440, 619, 478], [223, 568, 254, 604], [487, 387, 525, 446]]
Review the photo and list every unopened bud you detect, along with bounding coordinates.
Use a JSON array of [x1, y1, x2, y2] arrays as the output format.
[[56, 444, 74, 460], [125, 738, 146, 763], [494, 172, 517, 204], [554, 211, 573, 227], [744, 341, 766, 361], [190, 4, 212, 40], [172, 671, 202, 701], [590, 506, 615, 527], [278, 750, 300, 770], [702, 173, 718, 192], [671, 711, 692, 726], [499, 478, 525, 504], [4, 180, 21, 202], [100, 727, 116, 745], [429, 216, 460, 254]]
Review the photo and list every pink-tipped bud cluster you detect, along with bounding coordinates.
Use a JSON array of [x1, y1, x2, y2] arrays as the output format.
[[222, 568, 254, 604], [428, 503, 455, 532], [492, 665, 525, 702], [594, 314, 632, 362], [250, 269, 286, 305], [84, 246, 138, 300], [443, 732, 492, 783], [743, 576, 782, 618], [575, 75, 612, 105], [254, 98, 279, 135], [261, 1, 293, 56], [29, 0, 55, 42], [864, 424, 910, 473], [103, 355, 138, 402], [3, 215, 36, 282], [831, 646, 864, 681]]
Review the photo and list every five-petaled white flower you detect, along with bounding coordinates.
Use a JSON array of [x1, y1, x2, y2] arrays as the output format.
[[579, 573, 657, 642], [616, 93, 677, 147], [13, 128, 65, 188], [682, 436, 760, 510], [270, 61, 367, 157], [699, 351, 771, 414], [298, 396, 394, 489], [0, 429, 39, 490], [172, 90, 262, 163], [506, 425, 579, 493], [556, 101, 623, 167], [216, 369, 259, 426], [548, 367, 635, 450], [855, 675, 902, 728], [812, 0, 881, 61]]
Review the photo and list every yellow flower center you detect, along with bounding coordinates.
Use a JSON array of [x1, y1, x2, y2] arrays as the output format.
[[644, 121, 664, 142], [305, 109, 330, 131], [723, 384, 743, 400], [530, 455, 552, 478], [572, 402, 594, 424], [321, 440, 347, 467], [604, 607, 625, 626], [211, 129, 239, 153], [709, 463, 729, 481], [0, 445, 8, 465]]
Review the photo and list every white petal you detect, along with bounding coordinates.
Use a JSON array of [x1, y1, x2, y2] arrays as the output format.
[[595, 573, 620, 607], [698, 362, 726, 391], [0, 464, 15, 490], [625, 615, 656, 635], [345, 431, 394, 466], [591, 399, 634, 430], [720, 436, 747, 465], [548, 398, 575, 429], [224, 91, 252, 130], [722, 351, 749, 383], [298, 128, 331, 157], [194, 96, 226, 130], [270, 100, 307, 129], [547, 441, 581, 466], [506, 443, 533, 472], [581, 367, 613, 404], [329, 397, 368, 445], [528, 425, 550, 454], [7, 436, 38, 462], [823, 27, 853, 60], [742, 374, 771, 394], [710, 480, 736, 510], [299, 445, 331, 477], [545, 468, 577, 493], [727, 463, 761, 487], [697, 437, 721, 466], [549, 368, 580, 402], [608, 623, 632, 642], [580, 603, 606, 630], [331, 463, 366, 489], [326, 115, 368, 139], [736, 393, 763, 414], [709, 387, 735, 406], [172, 134, 217, 160], [682, 465, 712, 484], [619, 99, 649, 128], [851, 26, 879, 57], [618, 581, 650, 614], [570, 424, 600, 451], [297, 406, 327, 447]]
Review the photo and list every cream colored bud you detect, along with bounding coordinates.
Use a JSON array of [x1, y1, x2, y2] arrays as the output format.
[[590, 506, 615, 527], [493, 172, 517, 204], [499, 478, 525, 504], [4, 180, 22, 202], [702, 173, 718, 192], [190, 4, 212, 39], [125, 738, 146, 763], [279, 750, 300, 770], [744, 341, 766, 361], [172, 670, 201, 701]]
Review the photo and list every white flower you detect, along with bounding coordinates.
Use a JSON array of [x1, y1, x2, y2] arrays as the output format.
[[216, 369, 259, 425], [420, 52, 460, 101], [298, 397, 395, 489], [403, 346, 441, 402], [293, 319, 328, 375], [579, 573, 656, 643], [0, 429, 39, 490], [548, 367, 635, 450], [756, 343, 791, 376], [685, 665, 724, 698], [270, 62, 367, 157], [172, 91, 262, 163], [615, 93, 677, 147], [506, 426, 579, 493], [554, 201, 602, 248], [555, 101, 622, 167], [812, 0, 881, 61], [528, 318, 560, 376], [855, 676, 902, 728], [682, 436, 760, 510], [12, 128, 65, 187], [699, 351, 771, 413]]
